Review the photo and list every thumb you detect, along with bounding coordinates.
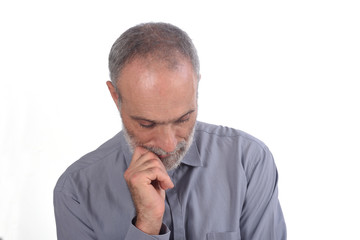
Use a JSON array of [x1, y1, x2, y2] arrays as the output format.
[[158, 175, 174, 190]]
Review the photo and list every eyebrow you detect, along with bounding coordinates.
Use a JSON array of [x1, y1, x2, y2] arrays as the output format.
[[130, 109, 196, 125]]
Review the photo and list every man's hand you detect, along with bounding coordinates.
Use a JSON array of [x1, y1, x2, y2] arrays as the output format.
[[124, 147, 174, 235]]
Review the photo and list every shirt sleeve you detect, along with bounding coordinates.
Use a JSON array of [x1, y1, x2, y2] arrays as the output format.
[[240, 146, 287, 240], [125, 220, 171, 240], [54, 189, 97, 240], [54, 188, 171, 240]]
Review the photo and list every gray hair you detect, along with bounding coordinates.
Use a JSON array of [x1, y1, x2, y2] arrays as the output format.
[[108, 22, 200, 91]]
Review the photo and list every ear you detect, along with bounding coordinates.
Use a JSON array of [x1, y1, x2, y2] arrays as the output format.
[[106, 81, 120, 110]]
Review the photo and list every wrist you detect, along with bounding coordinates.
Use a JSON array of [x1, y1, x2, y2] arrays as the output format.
[[135, 216, 163, 235]]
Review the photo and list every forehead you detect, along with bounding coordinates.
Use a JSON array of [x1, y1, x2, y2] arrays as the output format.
[[118, 57, 197, 118], [119, 57, 196, 95]]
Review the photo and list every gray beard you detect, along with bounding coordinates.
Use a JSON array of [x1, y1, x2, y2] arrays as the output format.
[[122, 123, 195, 171]]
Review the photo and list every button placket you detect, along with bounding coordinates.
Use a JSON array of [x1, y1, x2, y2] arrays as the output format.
[[165, 167, 186, 240]]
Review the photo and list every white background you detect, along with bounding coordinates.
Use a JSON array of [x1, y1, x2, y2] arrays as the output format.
[[1, 0, 359, 239]]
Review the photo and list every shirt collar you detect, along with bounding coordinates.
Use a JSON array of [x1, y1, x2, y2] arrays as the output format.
[[179, 136, 202, 167]]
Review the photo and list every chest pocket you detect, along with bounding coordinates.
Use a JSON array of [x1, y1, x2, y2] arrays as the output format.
[[206, 231, 241, 240]]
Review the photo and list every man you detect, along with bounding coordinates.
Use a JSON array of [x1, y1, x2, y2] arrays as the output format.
[[54, 22, 286, 240]]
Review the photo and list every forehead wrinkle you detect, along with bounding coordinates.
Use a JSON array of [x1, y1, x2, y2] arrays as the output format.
[[130, 109, 196, 125]]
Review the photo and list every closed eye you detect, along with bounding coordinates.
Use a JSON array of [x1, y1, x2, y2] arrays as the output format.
[[175, 113, 190, 124], [139, 121, 156, 128], [131, 109, 195, 128]]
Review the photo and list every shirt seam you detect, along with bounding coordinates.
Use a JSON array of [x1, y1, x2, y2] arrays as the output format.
[[54, 142, 123, 193], [194, 129, 268, 152], [67, 143, 122, 175], [195, 127, 270, 181]]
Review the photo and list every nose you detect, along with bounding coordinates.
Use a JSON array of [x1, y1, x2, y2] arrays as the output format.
[[155, 125, 178, 153]]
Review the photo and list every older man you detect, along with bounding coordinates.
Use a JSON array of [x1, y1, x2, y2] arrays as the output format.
[[54, 22, 286, 240]]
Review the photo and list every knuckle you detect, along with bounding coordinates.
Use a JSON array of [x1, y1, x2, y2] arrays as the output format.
[[124, 168, 133, 180], [123, 170, 129, 180], [148, 166, 164, 177], [127, 172, 142, 186]]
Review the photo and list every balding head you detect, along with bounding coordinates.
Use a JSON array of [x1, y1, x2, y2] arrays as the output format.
[[108, 22, 200, 95]]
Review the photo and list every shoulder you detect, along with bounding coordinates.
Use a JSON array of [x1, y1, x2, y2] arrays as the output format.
[[194, 121, 274, 175], [195, 121, 268, 151], [54, 131, 127, 193]]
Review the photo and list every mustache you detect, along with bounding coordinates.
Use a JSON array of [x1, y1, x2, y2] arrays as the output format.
[[142, 140, 187, 156]]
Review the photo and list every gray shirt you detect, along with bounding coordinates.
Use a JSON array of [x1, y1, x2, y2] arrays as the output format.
[[54, 121, 286, 240]]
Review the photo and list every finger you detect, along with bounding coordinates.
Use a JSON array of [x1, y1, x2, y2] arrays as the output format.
[[131, 146, 149, 163], [130, 151, 163, 170], [131, 147, 161, 165], [128, 148, 150, 171], [144, 167, 174, 190], [127, 165, 170, 189], [134, 157, 167, 174], [125, 151, 164, 182], [136, 146, 149, 155], [157, 174, 174, 190], [125, 156, 166, 181]]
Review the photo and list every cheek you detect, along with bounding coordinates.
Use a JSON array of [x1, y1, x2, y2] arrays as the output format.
[[174, 127, 188, 139], [176, 120, 196, 139], [126, 124, 155, 144], [137, 130, 157, 144], [122, 116, 148, 141]]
